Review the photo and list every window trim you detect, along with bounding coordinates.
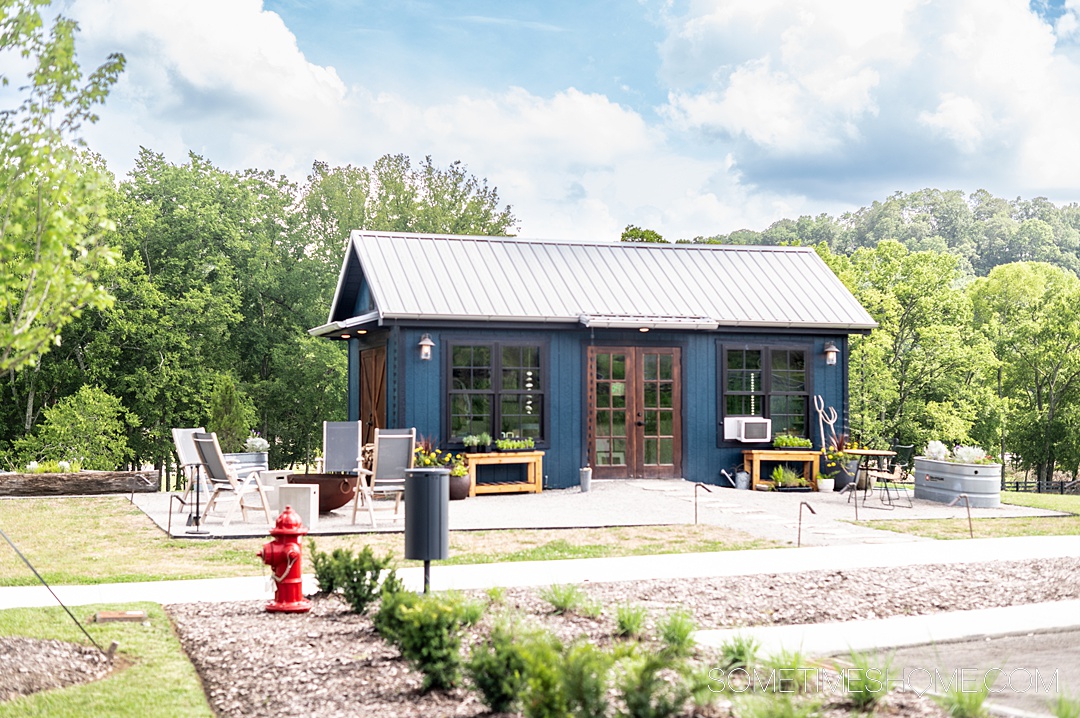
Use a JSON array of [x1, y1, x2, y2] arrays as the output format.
[[717, 342, 813, 445], [444, 339, 549, 447]]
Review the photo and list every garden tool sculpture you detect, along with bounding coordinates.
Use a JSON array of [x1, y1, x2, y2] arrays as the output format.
[[814, 395, 838, 447]]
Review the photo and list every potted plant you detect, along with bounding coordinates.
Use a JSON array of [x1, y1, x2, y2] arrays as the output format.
[[914, 441, 1002, 507], [413, 440, 470, 501], [770, 465, 812, 492], [225, 431, 270, 473], [477, 432, 492, 452], [773, 433, 814, 449], [494, 433, 535, 452], [821, 433, 860, 492], [462, 434, 481, 452]]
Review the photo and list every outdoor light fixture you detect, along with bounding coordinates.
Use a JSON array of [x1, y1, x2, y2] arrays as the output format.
[[340, 333, 350, 339], [418, 333, 435, 361], [356, 329, 367, 335], [823, 341, 839, 366], [639, 327, 650, 333]]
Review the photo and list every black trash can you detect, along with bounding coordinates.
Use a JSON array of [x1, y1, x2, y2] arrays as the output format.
[[404, 468, 449, 562]]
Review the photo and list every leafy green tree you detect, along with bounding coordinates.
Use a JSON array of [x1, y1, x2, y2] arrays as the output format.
[[0, 1, 125, 371], [620, 225, 667, 243], [821, 241, 993, 448], [969, 263, 1080, 486], [12, 385, 135, 469]]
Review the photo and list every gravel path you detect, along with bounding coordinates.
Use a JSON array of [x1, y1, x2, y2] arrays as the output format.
[[161, 556, 1080, 718]]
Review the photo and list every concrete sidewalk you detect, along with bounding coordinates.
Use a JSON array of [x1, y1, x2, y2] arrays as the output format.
[[3, 535, 1078, 611]]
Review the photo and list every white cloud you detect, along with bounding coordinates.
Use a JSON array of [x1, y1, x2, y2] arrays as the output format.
[[59, 0, 793, 240], [655, 0, 1080, 196]]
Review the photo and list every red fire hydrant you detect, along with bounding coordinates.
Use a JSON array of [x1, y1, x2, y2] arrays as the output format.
[[258, 506, 311, 613]]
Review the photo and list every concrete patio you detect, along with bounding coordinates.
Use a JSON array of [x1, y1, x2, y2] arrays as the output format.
[[129, 479, 1063, 547]]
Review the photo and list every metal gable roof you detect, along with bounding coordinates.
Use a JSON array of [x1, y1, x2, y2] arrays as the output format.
[[312, 231, 878, 335]]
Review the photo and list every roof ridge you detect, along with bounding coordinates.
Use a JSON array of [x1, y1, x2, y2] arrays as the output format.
[[349, 230, 812, 253]]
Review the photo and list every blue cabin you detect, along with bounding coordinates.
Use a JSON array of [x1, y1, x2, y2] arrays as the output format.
[[310, 231, 877, 489]]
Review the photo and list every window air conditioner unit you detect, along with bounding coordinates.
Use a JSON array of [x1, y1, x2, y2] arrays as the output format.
[[723, 417, 772, 443]]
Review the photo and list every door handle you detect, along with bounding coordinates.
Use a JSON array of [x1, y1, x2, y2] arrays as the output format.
[[635, 421, 645, 427]]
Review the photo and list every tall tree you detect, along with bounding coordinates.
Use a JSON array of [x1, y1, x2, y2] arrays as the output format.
[[969, 263, 1080, 486], [0, 1, 125, 371]]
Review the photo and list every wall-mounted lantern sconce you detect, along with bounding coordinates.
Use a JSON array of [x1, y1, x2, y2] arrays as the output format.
[[823, 341, 839, 366], [419, 333, 435, 361]]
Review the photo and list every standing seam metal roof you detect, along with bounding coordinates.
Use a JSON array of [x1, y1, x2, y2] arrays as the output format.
[[320, 231, 877, 332]]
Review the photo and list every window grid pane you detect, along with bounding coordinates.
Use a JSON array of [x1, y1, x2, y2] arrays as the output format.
[[723, 346, 809, 438], [449, 343, 545, 442]]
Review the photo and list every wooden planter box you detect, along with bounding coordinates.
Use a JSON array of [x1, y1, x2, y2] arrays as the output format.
[[0, 470, 159, 497], [913, 457, 1002, 508]]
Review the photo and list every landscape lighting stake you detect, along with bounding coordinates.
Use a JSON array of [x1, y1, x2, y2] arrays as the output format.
[[694, 482, 713, 525], [948, 493, 973, 538], [798, 501, 817, 547]]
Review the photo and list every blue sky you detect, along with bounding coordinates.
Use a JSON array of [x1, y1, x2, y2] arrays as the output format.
[[22, 0, 1080, 240]]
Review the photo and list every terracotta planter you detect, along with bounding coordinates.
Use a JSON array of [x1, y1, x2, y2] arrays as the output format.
[[448, 472, 470, 500]]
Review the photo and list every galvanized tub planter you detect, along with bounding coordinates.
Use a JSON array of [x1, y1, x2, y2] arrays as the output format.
[[913, 457, 1002, 507], [223, 452, 269, 475]]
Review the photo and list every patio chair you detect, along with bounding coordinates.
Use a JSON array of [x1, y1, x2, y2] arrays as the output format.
[[172, 427, 208, 503], [871, 444, 915, 508], [351, 428, 416, 526], [192, 432, 273, 526], [323, 421, 364, 474]]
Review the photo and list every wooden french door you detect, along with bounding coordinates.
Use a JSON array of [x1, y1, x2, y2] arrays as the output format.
[[359, 346, 386, 445], [587, 346, 682, 479]]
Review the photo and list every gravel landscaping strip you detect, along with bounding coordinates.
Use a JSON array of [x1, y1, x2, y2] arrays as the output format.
[[160, 556, 1080, 717], [0, 636, 112, 702]]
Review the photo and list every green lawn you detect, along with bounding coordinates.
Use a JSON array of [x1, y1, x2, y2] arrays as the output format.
[[0, 603, 212, 717], [0, 496, 776, 586], [863, 490, 1080, 539]]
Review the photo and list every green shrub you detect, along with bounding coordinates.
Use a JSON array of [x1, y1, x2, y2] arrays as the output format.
[[736, 694, 821, 718], [718, 634, 759, 671], [539, 583, 599, 616], [445, 591, 485, 626], [207, 373, 256, 453], [374, 589, 419, 644], [562, 641, 613, 718], [657, 608, 696, 658], [762, 648, 814, 693], [485, 585, 506, 605], [390, 593, 468, 691], [618, 653, 693, 718], [616, 603, 648, 639], [466, 620, 530, 713], [844, 650, 891, 709], [307, 543, 397, 613], [935, 679, 990, 718], [14, 385, 136, 469], [1050, 694, 1080, 718], [521, 631, 569, 718]]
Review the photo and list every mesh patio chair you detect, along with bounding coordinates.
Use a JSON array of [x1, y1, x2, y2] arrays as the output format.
[[193, 432, 273, 526], [352, 428, 416, 526], [172, 427, 208, 502], [323, 421, 364, 474]]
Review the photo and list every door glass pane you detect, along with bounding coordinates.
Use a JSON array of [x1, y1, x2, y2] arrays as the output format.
[[643, 383, 658, 408], [596, 382, 610, 407], [612, 410, 626, 439], [659, 354, 673, 380], [644, 438, 657, 465], [595, 438, 611, 465], [596, 353, 609, 380], [611, 439, 626, 465], [644, 411, 657, 434], [659, 411, 673, 436], [659, 438, 674, 465], [612, 354, 626, 380], [659, 383, 673, 409], [644, 354, 657, 380]]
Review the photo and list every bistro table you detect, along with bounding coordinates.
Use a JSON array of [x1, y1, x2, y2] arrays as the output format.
[[844, 448, 896, 505]]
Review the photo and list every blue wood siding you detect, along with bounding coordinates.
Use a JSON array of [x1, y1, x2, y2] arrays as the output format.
[[385, 327, 849, 489]]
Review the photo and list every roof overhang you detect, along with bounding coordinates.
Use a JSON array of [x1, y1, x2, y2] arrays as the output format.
[[578, 314, 720, 331], [307, 310, 381, 339]]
